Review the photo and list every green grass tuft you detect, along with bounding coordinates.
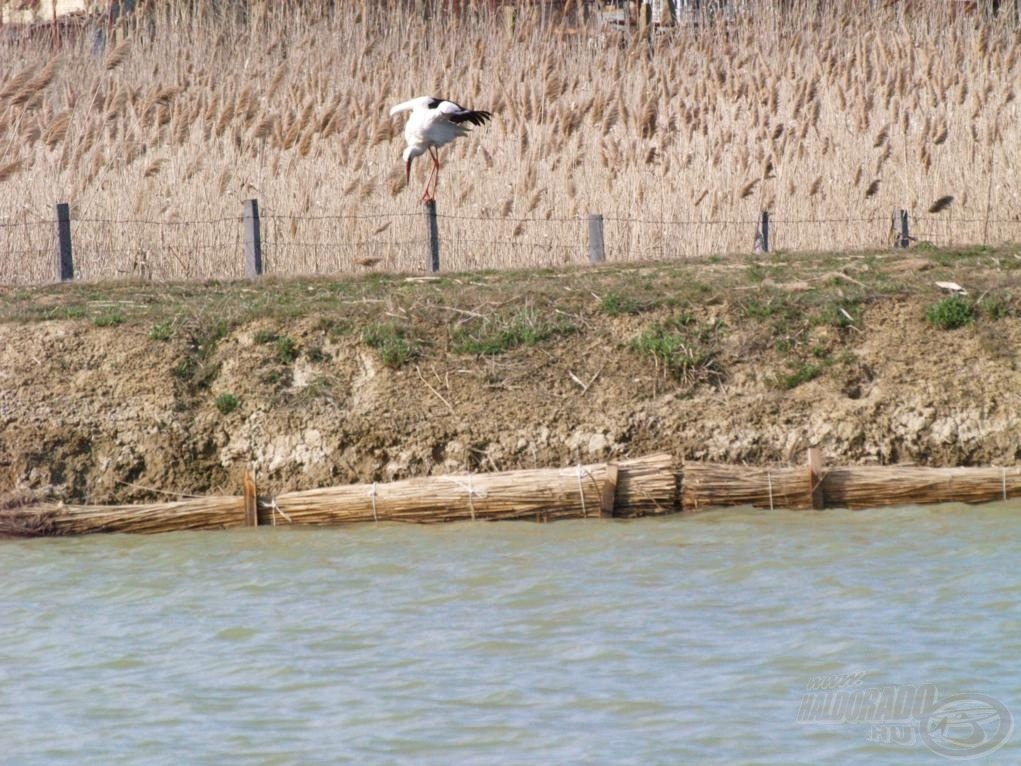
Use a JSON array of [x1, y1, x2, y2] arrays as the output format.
[[599, 292, 654, 316], [148, 320, 173, 341], [779, 362, 823, 390], [93, 312, 124, 327], [926, 295, 975, 330], [172, 358, 196, 381], [214, 392, 239, 414], [979, 295, 1010, 320], [305, 345, 328, 363], [452, 309, 574, 356], [362, 322, 420, 368], [630, 315, 723, 385], [275, 336, 298, 363]]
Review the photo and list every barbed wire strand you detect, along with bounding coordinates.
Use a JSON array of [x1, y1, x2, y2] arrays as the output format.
[[3, 211, 1021, 227]]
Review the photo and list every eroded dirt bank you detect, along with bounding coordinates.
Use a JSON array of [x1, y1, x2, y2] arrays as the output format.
[[2, 248, 1020, 505]]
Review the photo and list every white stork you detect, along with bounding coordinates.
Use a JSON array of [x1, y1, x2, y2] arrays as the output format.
[[389, 97, 493, 203]]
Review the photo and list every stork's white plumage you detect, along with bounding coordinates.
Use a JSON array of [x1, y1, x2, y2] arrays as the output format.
[[389, 96, 493, 203]]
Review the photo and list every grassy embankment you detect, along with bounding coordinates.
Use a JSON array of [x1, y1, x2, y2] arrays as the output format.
[[2, 243, 1017, 403]]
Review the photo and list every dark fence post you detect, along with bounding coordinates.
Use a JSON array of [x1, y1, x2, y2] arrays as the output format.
[[755, 210, 770, 253], [588, 213, 605, 264], [54, 202, 73, 281], [424, 199, 440, 272], [243, 198, 263, 277], [893, 208, 910, 248]]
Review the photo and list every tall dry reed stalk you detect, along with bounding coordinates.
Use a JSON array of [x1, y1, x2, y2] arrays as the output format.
[[0, 0, 1019, 282]]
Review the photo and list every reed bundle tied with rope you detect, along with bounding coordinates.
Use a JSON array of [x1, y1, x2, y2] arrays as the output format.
[[0, 495, 247, 537], [0, 454, 678, 537], [681, 461, 1021, 512], [267, 453, 678, 526], [613, 453, 679, 517], [682, 463, 811, 512], [821, 465, 1021, 509]]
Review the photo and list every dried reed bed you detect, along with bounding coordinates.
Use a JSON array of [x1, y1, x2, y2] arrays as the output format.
[[5, 457, 1021, 536], [0, 453, 678, 537], [821, 465, 1021, 510], [0, 495, 247, 536], [682, 463, 810, 511], [1, 1, 1020, 283], [270, 453, 676, 525], [614, 451, 679, 516], [682, 462, 1021, 511]]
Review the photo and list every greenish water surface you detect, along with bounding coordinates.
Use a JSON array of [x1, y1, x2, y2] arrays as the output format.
[[3, 504, 1019, 764]]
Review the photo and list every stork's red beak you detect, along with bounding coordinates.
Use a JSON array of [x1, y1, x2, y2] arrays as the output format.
[[405, 158, 412, 185]]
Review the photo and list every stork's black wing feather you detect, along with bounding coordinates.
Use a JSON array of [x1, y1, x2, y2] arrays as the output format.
[[448, 109, 493, 127], [433, 99, 493, 127]]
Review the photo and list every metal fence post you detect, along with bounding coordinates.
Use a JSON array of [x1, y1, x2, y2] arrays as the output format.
[[54, 202, 73, 281], [588, 213, 605, 264], [243, 198, 263, 277], [893, 208, 910, 248], [424, 199, 440, 272]]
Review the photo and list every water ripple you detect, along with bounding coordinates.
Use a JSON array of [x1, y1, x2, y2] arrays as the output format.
[[2, 504, 1020, 763]]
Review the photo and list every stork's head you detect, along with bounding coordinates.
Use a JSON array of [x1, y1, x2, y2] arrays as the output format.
[[402, 145, 426, 183]]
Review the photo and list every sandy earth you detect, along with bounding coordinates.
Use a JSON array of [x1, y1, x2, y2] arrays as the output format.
[[2, 290, 1019, 505]]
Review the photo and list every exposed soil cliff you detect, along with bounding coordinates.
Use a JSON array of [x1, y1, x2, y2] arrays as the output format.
[[2, 246, 1019, 504]]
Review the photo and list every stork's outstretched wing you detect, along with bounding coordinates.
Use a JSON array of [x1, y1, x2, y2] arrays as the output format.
[[434, 99, 493, 127]]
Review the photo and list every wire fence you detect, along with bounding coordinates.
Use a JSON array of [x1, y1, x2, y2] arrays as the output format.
[[2, 201, 1020, 285]]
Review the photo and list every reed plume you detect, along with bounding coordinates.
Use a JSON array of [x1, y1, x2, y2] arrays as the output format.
[[105, 39, 131, 71], [0, 159, 23, 183]]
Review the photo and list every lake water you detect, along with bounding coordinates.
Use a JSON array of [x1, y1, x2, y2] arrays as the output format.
[[3, 504, 1020, 764]]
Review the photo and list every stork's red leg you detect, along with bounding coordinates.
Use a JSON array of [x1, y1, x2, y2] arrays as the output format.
[[419, 148, 440, 203], [428, 147, 440, 200], [420, 167, 434, 203]]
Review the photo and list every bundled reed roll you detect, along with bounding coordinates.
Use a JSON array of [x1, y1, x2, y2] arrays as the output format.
[[612, 453, 679, 517], [0, 496, 246, 537], [31, 494, 242, 535], [267, 454, 678, 526], [821, 465, 1021, 509], [0, 454, 680, 537], [682, 463, 811, 511]]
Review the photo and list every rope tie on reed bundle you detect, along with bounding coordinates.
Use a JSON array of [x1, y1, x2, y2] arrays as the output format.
[[269, 497, 292, 526], [767, 470, 774, 511], [369, 482, 378, 523], [450, 473, 487, 521]]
